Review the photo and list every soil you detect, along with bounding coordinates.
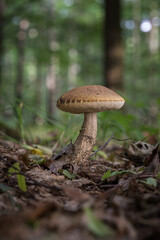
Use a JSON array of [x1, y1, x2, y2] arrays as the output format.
[[0, 138, 160, 240]]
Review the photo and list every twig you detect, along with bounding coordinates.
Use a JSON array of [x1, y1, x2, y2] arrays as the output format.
[[90, 134, 132, 157], [112, 137, 132, 142], [90, 134, 114, 157]]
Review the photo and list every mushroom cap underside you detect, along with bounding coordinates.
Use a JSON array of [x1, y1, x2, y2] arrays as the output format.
[[57, 85, 125, 114]]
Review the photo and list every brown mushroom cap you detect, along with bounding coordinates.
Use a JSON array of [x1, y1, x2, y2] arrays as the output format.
[[57, 85, 125, 114]]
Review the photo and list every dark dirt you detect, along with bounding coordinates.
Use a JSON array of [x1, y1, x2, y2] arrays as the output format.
[[0, 138, 160, 240]]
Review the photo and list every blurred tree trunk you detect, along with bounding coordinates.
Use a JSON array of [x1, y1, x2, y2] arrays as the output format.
[[0, 0, 5, 85], [46, 65, 56, 117], [149, 3, 159, 54], [104, 0, 123, 90], [133, 0, 141, 61], [46, 3, 56, 119], [35, 66, 42, 107], [15, 32, 25, 102]]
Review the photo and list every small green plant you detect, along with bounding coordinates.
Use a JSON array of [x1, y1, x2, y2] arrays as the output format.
[[61, 169, 76, 179], [16, 103, 25, 143], [0, 183, 13, 192], [102, 169, 136, 180], [8, 162, 27, 192], [141, 177, 157, 187]]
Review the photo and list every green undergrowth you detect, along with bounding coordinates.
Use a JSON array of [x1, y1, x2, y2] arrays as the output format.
[[0, 98, 159, 147]]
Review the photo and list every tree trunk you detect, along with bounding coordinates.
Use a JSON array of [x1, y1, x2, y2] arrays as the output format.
[[15, 32, 25, 102], [104, 0, 123, 90], [46, 65, 56, 118]]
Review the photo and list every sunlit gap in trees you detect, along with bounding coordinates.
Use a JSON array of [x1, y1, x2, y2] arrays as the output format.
[[121, 11, 160, 53], [121, 17, 160, 32]]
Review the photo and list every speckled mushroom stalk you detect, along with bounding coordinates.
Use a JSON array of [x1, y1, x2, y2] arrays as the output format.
[[73, 112, 97, 163]]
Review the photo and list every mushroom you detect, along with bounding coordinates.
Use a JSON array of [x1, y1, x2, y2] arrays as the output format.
[[57, 85, 125, 164]]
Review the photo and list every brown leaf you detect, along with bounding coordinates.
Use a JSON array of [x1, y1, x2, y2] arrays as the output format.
[[26, 200, 60, 221], [121, 141, 156, 165], [143, 152, 160, 174], [63, 186, 90, 203], [50, 160, 74, 174]]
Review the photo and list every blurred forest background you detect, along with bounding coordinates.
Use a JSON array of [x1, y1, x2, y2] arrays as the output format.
[[0, 0, 160, 146]]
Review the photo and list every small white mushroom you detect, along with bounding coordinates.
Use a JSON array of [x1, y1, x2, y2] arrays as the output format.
[[57, 85, 125, 164]]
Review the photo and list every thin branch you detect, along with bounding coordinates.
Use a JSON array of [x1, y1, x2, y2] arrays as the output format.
[[112, 137, 132, 142], [90, 134, 114, 157], [90, 134, 132, 157]]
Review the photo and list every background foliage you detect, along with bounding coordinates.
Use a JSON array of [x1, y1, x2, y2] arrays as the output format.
[[0, 0, 160, 146]]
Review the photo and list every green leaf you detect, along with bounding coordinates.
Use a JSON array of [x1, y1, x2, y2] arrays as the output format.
[[85, 207, 114, 237], [102, 169, 112, 180], [30, 157, 47, 165], [96, 150, 108, 159], [102, 169, 136, 180], [17, 173, 27, 192], [8, 162, 27, 192], [8, 162, 19, 175], [92, 146, 108, 159], [157, 171, 160, 179], [141, 177, 157, 187], [0, 183, 13, 192], [62, 170, 76, 179]]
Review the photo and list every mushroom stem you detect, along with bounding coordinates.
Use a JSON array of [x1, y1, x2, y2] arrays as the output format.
[[73, 112, 97, 163]]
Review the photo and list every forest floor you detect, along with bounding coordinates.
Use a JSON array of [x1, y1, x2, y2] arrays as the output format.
[[0, 136, 160, 240]]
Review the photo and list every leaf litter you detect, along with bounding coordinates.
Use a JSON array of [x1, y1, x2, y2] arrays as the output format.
[[0, 137, 160, 240]]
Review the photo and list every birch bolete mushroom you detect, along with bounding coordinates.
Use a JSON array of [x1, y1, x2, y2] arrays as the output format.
[[57, 85, 125, 164]]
